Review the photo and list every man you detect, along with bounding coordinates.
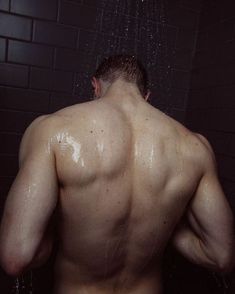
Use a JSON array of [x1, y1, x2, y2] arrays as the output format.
[[0, 55, 234, 294]]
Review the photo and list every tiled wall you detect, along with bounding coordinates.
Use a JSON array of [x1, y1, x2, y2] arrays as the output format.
[[186, 2, 235, 292], [186, 0, 235, 213], [0, 0, 201, 293]]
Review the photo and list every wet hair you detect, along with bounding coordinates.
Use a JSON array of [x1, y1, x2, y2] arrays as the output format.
[[94, 55, 148, 97]]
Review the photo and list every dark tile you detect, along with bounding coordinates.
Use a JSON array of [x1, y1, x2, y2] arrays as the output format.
[[210, 85, 235, 108], [217, 64, 235, 87], [0, 63, 28, 87], [181, 0, 202, 12], [54, 70, 73, 93], [166, 25, 178, 48], [0, 110, 41, 133], [187, 89, 212, 109], [119, 37, 139, 55], [176, 29, 196, 50], [73, 72, 93, 98], [101, 11, 138, 38], [221, 1, 235, 22], [59, 1, 101, 30], [206, 131, 231, 154], [0, 155, 18, 177], [207, 24, 221, 51], [78, 29, 120, 56], [168, 108, 186, 123], [30, 67, 73, 93], [169, 89, 187, 109], [165, 0, 182, 12], [167, 7, 199, 29], [8, 40, 54, 68], [0, 177, 14, 197], [220, 40, 235, 65], [30, 68, 52, 91], [55, 48, 97, 73], [193, 50, 212, 69], [207, 109, 235, 132], [85, 0, 146, 18], [196, 30, 208, 51], [219, 20, 235, 43], [33, 21, 78, 48], [191, 67, 219, 89], [172, 49, 193, 70], [0, 12, 31, 40], [221, 179, 235, 210], [171, 69, 191, 89], [199, 1, 221, 29], [0, 38, 6, 61], [0, 86, 50, 112], [227, 134, 235, 157], [11, 0, 58, 20], [49, 92, 71, 113], [218, 155, 235, 182], [186, 109, 206, 131], [0, 133, 21, 154], [0, 0, 9, 11]]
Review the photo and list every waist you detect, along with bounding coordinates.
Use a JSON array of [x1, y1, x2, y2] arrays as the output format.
[[53, 253, 163, 294]]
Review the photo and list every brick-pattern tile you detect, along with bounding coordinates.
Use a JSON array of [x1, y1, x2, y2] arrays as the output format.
[[30, 67, 73, 93], [0, 155, 18, 177], [11, 0, 58, 20], [79, 29, 120, 56], [181, 0, 202, 12], [8, 40, 54, 68], [0, 38, 6, 61], [59, 1, 101, 30], [0, 110, 41, 133], [55, 48, 97, 72], [171, 69, 191, 89], [0, 133, 22, 154], [0, 63, 28, 87], [33, 21, 78, 48], [0, 0, 9, 11], [0, 177, 14, 197], [0, 86, 50, 112], [49, 92, 71, 113], [0, 12, 31, 40], [167, 7, 199, 29], [176, 29, 196, 50]]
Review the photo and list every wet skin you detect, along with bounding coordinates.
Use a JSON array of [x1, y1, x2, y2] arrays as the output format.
[[0, 81, 234, 293]]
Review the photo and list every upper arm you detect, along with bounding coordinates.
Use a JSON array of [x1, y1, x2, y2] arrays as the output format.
[[0, 115, 58, 272], [187, 135, 234, 255]]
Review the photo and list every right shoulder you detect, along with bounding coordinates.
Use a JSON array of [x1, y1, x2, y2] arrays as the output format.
[[190, 132, 217, 175]]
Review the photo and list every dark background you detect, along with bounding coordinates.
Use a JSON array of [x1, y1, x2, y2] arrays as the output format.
[[0, 0, 234, 293]]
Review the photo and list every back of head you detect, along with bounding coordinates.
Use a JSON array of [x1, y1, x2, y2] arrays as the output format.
[[94, 55, 148, 97]]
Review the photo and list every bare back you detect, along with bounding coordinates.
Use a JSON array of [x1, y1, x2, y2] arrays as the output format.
[[51, 97, 203, 294]]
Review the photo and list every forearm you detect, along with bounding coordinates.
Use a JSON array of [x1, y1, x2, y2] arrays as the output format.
[[29, 212, 57, 269], [172, 221, 231, 272], [29, 232, 54, 269]]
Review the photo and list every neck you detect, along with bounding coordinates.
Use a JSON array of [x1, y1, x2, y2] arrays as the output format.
[[100, 80, 144, 102]]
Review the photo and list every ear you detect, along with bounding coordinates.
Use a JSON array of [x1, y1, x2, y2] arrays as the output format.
[[144, 90, 151, 101], [91, 77, 101, 98]]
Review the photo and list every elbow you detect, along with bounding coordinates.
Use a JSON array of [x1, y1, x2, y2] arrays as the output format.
[[0, 255, 25, 277], [0, 247, 28, 276], [215, 249, 235, 274]]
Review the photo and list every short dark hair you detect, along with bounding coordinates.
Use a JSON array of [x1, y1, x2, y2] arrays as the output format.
[[94, 55, 148, 97]]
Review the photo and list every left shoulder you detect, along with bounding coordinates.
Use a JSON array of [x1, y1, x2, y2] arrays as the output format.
[[19, 114, 60, 165]]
